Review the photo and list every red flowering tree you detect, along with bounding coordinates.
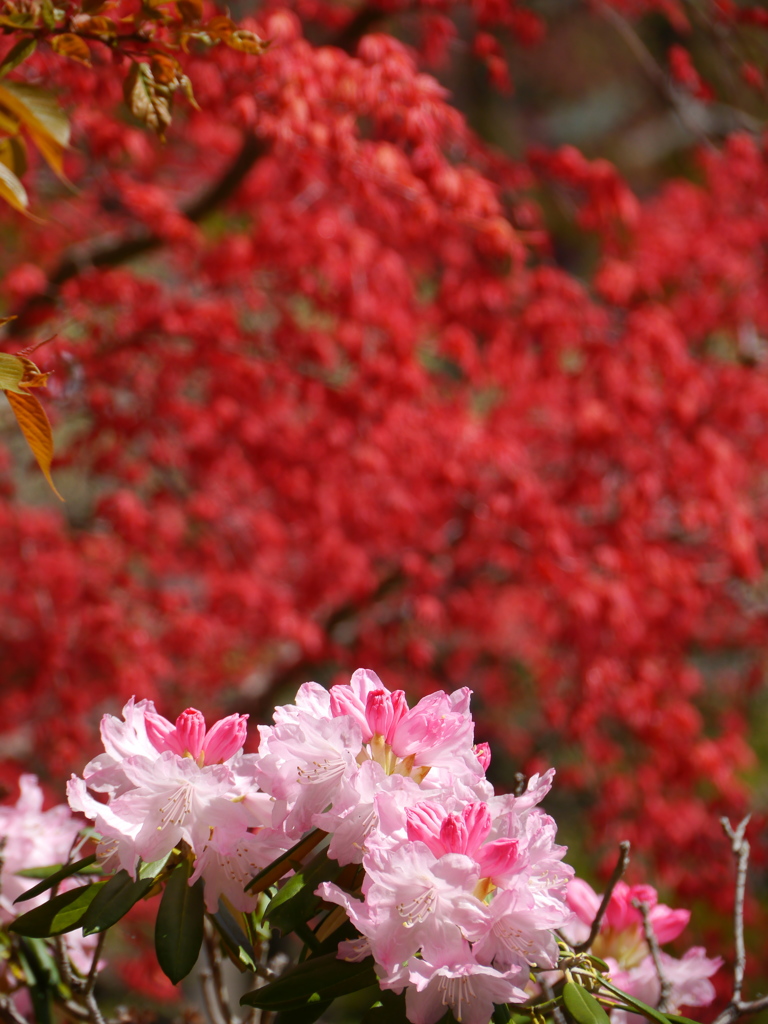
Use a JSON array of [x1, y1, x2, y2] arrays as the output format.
[[1, 0, 768, 961]]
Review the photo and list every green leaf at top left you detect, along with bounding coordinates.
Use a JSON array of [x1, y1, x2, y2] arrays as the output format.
[[11, 882, 106, 937]]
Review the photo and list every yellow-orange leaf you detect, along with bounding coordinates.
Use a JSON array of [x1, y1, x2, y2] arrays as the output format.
[[0, 81, 70, 178], [0, 160, 28, 213], [50, 34, 92, 66], [5, 390, 63, 500]]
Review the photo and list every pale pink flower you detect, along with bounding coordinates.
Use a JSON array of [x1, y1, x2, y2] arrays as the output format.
[[320, 841, 487, 974], [68, 699, 266, 912], [381, 945, 528, 1024], [609, 948, 722, 1024], [0, 776, 102, 978], [256, 669, 486, 850], [0, 775, 82, 916], [189, 829, 294, 913], [563, 879, 721, 1022], [255, 713, 363, 835]]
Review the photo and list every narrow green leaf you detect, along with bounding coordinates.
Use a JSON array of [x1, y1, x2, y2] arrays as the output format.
[[14, 855, 98, 902], [11, 882, 106, 936], [563, 982, 611, 1024], [664, 1015, 702, 1024], [245, 828, 327, 893], [138, 851, 172, 880], [0, 38, 37, 77], [492, 1006, 512, 1024], [80, 869, 155, 935], [241, 952, 377, 1010], [154, 860, 205, 984]]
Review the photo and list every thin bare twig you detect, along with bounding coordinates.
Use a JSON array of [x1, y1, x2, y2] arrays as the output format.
[[200, 968, 229, 1024], [203, 921, 234, 1024], [712, 816, 768, 1024], [572, 841, 631, 953], [85, 931, 106, 996], [598, 3, 716, 150], [632, 898, 672, 1011]]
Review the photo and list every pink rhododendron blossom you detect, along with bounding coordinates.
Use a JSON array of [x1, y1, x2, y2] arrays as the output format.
[[0, 776, 101, 977], [563, 879, 721, 1022], [145, 708, 249, 765], [68, 698, 265, 912], [320, 779, 573, 1002], [256, 668, 486, 854], [381, 946, 529, 1024]]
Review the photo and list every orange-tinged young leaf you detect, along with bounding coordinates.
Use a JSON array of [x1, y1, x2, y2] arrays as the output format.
[[0, 160, 28, 213], [0, 81, 70, 178], [5, 390, 63, 500], [150, 54, 180, 85], [0, 352, 27, 392], [0, 353, 50, 392], [50, 34, 92, 66], [0, 135, 27, 178]]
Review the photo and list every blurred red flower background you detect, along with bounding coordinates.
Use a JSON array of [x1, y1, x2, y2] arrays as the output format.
[[2, 0, 768, 997]]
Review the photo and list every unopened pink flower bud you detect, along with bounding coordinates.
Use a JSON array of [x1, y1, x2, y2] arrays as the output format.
[[478, 838, 520, 880], [145, 711, 178, 754], [175, 709, 207, 759], [384, 690, 408, 744], [406, 803, 446, 857], [366, 690, 390, 737], [474, 742, 491, 771], [202, 713, 249, 764], [439, 813, 467, 854], [461, 802, 491, 851]]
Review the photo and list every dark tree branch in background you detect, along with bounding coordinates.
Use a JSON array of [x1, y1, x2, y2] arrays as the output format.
[[7, 4, 380, 340], [598, 3, 737, 148], [632, 898, 672, 1011], [9, 133, 269, 337], [572, 841, 631, 953], [712, 816, 768, 1024]]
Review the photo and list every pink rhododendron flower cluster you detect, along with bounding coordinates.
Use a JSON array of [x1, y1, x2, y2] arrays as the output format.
[[63, 671, 723, 1024], [255, 669, 575, 1024], [0, 775, 99, 976], [67, 700, 293, 912], [564, 880, 722, 1022]]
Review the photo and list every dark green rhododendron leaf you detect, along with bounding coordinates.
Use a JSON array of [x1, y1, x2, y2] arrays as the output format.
[[155, 860, 205, 984], [241, 952, 377, 1010], [14, 855, 97, 902], [11, 882, 106, 936], [80, 869, 155, 935], [273, 998, 332, 1024], [211, 900, 258, 971], [563, 982, 611, 1024]]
